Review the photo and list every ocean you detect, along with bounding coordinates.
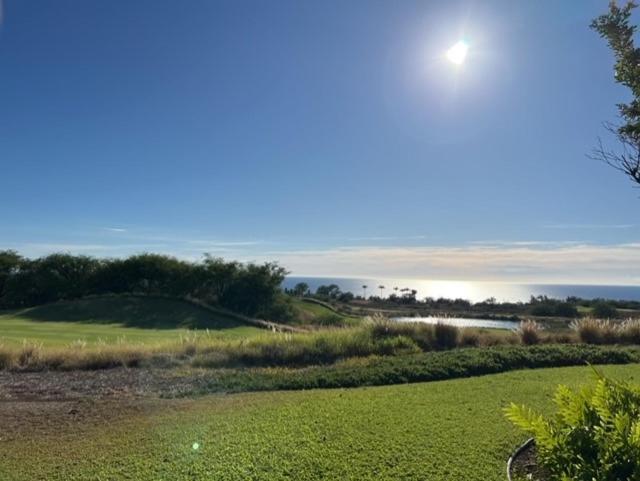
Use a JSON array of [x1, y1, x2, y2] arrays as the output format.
[[283, 276, 640, 303]]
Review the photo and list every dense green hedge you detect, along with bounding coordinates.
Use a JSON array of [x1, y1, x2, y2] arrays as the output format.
[[183, 344, 640, 394]]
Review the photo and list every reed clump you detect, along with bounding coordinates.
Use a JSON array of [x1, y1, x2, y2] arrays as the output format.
[[516, 320, 543, 345], [570, 318, 640, 345]]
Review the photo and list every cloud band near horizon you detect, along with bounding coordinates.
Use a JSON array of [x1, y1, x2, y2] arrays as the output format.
[[4, 240, 640, 285]]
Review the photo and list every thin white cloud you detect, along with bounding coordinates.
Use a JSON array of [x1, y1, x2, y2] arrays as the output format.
[[467, 240, 584, 247], [101, 230, 262, 248], [259, 243, 640, 284], [13, 243, 168, 256], [5, 235, 263, 259], [543, 223, 634, 229], [346, 235, 428, 242], [186, 240, 262, 247]]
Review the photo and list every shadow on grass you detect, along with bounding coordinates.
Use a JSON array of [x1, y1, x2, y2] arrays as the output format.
[[8, 296, 248, 330]]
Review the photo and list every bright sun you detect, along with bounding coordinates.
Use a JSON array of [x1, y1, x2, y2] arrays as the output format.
[[446, 40, 469, 65]]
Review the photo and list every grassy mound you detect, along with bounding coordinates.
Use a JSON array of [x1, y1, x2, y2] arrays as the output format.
[[10, 296, 246, 328], [3, 363, 640, 480], [291, 298, 359, 326], [0, 296, 263, 346]]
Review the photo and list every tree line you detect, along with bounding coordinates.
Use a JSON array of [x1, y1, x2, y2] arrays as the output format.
[[0, 251, 292, 320]]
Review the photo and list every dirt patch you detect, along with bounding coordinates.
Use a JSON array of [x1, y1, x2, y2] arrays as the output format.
[[0, 368, 201, 402], [509, 440, 549, 481], [0, 369, 206, 440]]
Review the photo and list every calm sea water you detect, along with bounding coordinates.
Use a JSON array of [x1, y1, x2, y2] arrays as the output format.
[[284, 276, 640, 303]]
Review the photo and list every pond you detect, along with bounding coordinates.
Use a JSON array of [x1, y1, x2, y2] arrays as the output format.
[[392, 316, 520, 330]]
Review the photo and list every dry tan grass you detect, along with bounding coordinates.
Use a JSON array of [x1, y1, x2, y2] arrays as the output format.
[[2, 316, 639, 371], [569, 318, 640, 345], [516, 320, 543, 345]]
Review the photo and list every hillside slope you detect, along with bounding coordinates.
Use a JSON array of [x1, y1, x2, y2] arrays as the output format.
[[0, 296, 263, 345]]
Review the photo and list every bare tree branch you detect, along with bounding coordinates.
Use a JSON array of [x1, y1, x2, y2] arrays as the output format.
[[589, 123, 640, 185]]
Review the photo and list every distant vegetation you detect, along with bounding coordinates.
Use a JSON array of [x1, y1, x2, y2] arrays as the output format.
[[294, 280, 635, 320], [0, 250, 292, 321], [2, 250, 634, 327]]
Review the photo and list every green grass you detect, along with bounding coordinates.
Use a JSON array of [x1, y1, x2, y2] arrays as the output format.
[[295, 298, 342, 315], [291, 298, 360, 326], [3, 363, 640, 480], [0, 296, 263, 346]]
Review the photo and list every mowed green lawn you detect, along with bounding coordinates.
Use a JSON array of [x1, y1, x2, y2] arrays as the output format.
[[0, 296, 264, 346], [3, 363, 640, 480]]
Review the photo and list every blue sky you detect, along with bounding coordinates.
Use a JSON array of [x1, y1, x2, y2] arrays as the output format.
[[2, 0, 640, 283]]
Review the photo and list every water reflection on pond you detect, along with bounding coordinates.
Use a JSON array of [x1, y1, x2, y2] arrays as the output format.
[[392, 316, 519, 330]]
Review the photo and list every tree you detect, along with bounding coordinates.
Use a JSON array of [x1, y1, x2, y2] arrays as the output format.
[[292, 282, 309, 297], [362, 284, 368, 299], [338, 291, 354, 302], [378, 285, 385, 298], [0, 250, 22, 306], [591, 1, 640, 186], [315, 284, 341, 299], [484, 297, 497, 305], [0, 251, 291, 320], [218, 261, 288, 317], [592, 300, 619, 318]]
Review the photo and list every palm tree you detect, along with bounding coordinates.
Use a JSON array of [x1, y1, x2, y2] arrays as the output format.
[[362, 285, 368, 299], [378, 285, 385, 298]]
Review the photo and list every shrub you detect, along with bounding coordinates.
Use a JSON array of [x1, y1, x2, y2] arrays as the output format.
[[545, 331, 577, 344], [17, 341, 43, 369], [459, 329, 480, 347], [572, 318, 618, 344], [516, 320, 542, 345], [434, 322, 458, 350], [505, 372, 640, 481], [530, 301, 578, 318], [620, 318, 640, 344], [554, 302, 579, 318], [592, 301, 619, 319], [367, 316, 434, 350]]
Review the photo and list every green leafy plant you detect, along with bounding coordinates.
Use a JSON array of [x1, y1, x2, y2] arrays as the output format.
[[505, 371, 640, 480]]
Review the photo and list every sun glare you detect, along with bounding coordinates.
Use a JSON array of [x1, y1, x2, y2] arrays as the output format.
[[446, 40, 469, 65]]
